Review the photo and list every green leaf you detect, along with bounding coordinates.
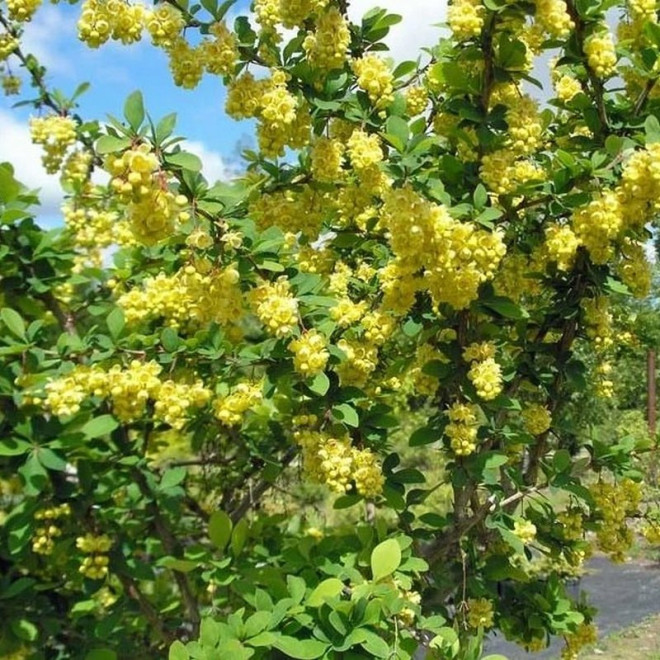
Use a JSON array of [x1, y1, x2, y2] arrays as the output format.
[[307, 371, 330, 396], [482, 656, 509, 660], [473, 184, 488, 210], [332, 403, 359, 428], [18, 453, 48, 495], [209, 510, 233, 550], [82, 415, 119, 438], [645, 115, 660, 145], [409, 426, 437, 447], [37, 447, 67, 471], [231, 517, 249, 557], [272, 637, 328, 659], [306, 578, 344, 607], [482, 298, 529, 319], [160, 467, 187, 490], [155, 113, 177, 143], [1, 307, 26, 340], [95, 135, 131, 154], [10, 618, 39, 642], [161, 327, 181, 352], [371, 538, 401, 581], [158, 557, 198, 573], [107, 307, 125, 340], [84, 650, 118, 660], [384, 116, 409, 151], [166, 151, 202, 172], [360, 630, 390, 657], [124, 90, 145, 132], [287, 575, 306, 603], [169, 641, 190, 660], [0, 438, 32, 456]]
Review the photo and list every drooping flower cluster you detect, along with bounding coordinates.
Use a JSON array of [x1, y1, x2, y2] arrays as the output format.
[[445, 402, 481, 456], [522, 403, 552, 435], [250, 277, 299, 338], [294, 430, 384, 497], [590, 479, 641, 561], [213, 382, 263, 426], [32, 504, 71, 555], [448, 0, 484, 40], [352, 54, 394, 109], [302, 7, 350, 71], [289, 330, 329, 377], [117, 263, 243, 330], [76, 534, 113, 580], [29, 115, 77, 173], [584, 29, 617, 77], [466, 598, 495, 629], [467, 358, 503, 400]]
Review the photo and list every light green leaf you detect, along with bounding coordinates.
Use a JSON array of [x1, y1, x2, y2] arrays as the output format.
[[332, 403, 359, 428], [1, 307, 26, 340], [231, 517, 248, 557], [161, 327, 180, 352], [371, 538, 401, 582], [160, 467, 187, 490], [209, 510, 233, 550], [166, 151, 202, 172], [84, 649, 117, 660], [307, 371, 329, 396], [82, 415, 119, 438], [106, 307, 125, 340], [124, 90, 145, 132], [306, 578, 344, 607], [169, 641, 190, 660], [272, 636, 328, 659], [95, 135, 131, 154]]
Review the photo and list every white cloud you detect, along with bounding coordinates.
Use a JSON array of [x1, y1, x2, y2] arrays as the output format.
[[20, 5, 76, 77], [347, 1, 446, 62], [185, 140, 233, 183], [0, 110, 64, 222]]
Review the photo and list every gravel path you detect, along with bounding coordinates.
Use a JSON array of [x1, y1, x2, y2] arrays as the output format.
[[484, 555, 660, 659]]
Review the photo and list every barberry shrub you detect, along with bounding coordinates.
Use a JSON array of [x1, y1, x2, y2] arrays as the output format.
[[1, 0, 659, 657]]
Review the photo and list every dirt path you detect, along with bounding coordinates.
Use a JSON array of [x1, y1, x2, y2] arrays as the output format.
[[483, 555, 660, 659]]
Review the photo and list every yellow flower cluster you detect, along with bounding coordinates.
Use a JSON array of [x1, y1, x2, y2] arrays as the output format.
[[346, 130, 383, 170], [572, 190, 623, 264], [594, 361, 614, 398], [249, 185, 325, 238], [64, 205, 117, 253], [32, 504, 71, 555], [468, 358, 503, 400], [448, 0, 484, 40], [480, 149, 544, 194], [225, 73, 268, 119], [505, 95, 544, 155], [42, 366, 102, 417], [582, 297, 613, 352], [295, 430, 384, 497], [61, 150, 93, 188], [279, 0, 327, 28], [303, 7, 350, 71], [2, 74, 21, 96], [361, 310, 396, 346], [618, 143, 660, 229], [77, 534, 112, 580], [289, 330, 329, 377], [167, 38, 205, 89], [144, 3, 184, 48], [117, 263, 243, 329], [446, 402, 480, 456], [202, 21, 239, 77], [310, 137, 344, 182], [467, 598, 495, 629], [330, 297, 367, 327], [108, 143, 159, 199], [493, 251, 542, 301], [250, 277, 299, 338], [590, 479, 641, 561], [213, 382, 263, 426], [463, 341, 496, 363], [6, 0, 41, 21], [629, 0, 657, 20], [544, 223, 580, 271], [554, 74, 582, 102], [129, 188, 190, 244], [379, 186, 506, 309], [405, 86, 428, 116], [522, 403, 552, 435], [617, 239, 652, 298], [78, 0, 145, 48], [513, 519, 537, 544], [584, 30, 617, 78], [335, 338, 379, 388], [0, 34, 18, 60], [154, 380, 211, 430], [556, 509, 584, 542], [561, 623, 597, 660], [352, 55, 394, 109], [535, 0, 574, 38], [30, 115, 77, 174]]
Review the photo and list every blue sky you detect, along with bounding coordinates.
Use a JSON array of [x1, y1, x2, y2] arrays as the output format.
[[0, 0, 443, 224]]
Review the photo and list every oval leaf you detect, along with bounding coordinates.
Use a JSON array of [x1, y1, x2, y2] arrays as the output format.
[[209, 510, 232, 550], [371, 538, 401, 582], [306, 578, 344, 607]]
